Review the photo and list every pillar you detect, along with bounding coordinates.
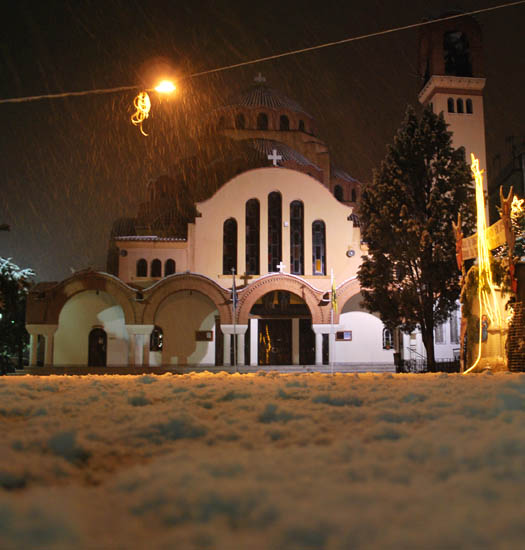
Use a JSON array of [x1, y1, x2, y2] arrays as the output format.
[[29, 334, 38, 367], [292, 318, 300, 365], [126, 325, 154, 367], [128, 334, 136, 366], [44, 333, 54, 367], [223, 333, 231, 366], [26, 324, 58, 367], [220, 324, 248, 367], [315, 331, 323, 366], [250, 318, 258, 366]]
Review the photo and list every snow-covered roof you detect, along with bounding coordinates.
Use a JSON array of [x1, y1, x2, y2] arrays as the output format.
[[332, 167, 361, 184], [250, 139, 321, 170]]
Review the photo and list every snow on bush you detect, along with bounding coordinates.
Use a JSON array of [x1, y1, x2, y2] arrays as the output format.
[[0, 371, 524, 549]]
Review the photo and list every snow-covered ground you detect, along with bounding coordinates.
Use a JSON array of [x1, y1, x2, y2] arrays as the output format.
[[1, 371, 524, 550]]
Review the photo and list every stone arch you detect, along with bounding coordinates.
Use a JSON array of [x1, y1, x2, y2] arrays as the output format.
[[237, 274, 326, 324], [335, 278, 362, 324], [142, 273, 232, 325], [45, 271, 136, 325]]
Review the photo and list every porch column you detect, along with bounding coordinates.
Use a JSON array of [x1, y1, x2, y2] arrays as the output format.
[[292, 318, 300, 365], [223, 333, 231, 366], [236, 325, 248, 367], [126, 325, 154, 367], [220, 324, 248, 367], [44, 333, 54, 367], [250, 318, 258, 366], [29, 334, 38, 367], [312, 324, 343, 367], [27, 324, 58, 367]]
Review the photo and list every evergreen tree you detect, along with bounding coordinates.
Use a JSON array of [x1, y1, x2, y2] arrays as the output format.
[[0, 258, 34, 370], [357, 105, 475, 369]]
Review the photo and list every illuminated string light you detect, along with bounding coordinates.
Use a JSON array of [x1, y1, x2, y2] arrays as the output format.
[[464, 154, 502, 374], [131, 91, 151, 136], [510, 195, 524, 222]]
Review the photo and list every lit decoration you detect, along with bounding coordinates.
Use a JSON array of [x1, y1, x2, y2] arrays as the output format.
[[464, 154, 502, 374], [510, 195, 524, 221], [131, 91, 151, 136]]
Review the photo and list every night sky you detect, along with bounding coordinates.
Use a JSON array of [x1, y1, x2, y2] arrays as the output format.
[[1, 0, 524, 281]]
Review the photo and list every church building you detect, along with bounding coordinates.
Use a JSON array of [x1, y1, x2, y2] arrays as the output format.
[[25, 14, 486, 371]]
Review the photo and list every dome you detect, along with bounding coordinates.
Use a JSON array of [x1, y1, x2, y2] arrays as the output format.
[[221, 84, 311, 117]]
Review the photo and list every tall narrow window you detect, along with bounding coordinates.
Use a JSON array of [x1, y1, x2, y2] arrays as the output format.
[[268, 192, 282, 272], [312, 220, 326, 275], [334, 185, 344, 202], [382, 328, 393, 350], [136, 259, 147, 277], [246, 199, 260, 275], [150, 326, 163, 351], [457, 98, 464, 114], [435, 323, 445, 344], [279, 115, 290, 130], [165, 259, 176, 276], [351, 188, 357, 202], [298, 120, 305, 132], [257, 112, 268, 130], [235, 113, 245, 129], [466, 98, 473, 114], [223, 218, 237, 274], [450, 312, 459, 344], [444, 31, 472, 76], [447, 97, 455, 113], [151, 259, 162, 277], [290, 201, 304, 275]]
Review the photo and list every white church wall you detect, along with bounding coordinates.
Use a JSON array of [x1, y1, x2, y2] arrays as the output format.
[[194, 168, 362, 289], [155, 290, 217, 366], [335, 311, 395, 364], [54, 290, 128, 366]]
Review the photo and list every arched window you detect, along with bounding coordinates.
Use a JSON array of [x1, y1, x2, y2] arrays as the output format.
[[223, 218, 237, 275], [312, 220, 326, 275], [447, 98, 455, 113], [351, 188, 357, 202], [136, 259, 147, 277], [298, 119, 305, 132], [235, 113, 245, 129], [217, 116, 226, 130], [466, 98, 473, 114], [334, 185, 344, 202], [257, 112, 268, 130], [150, 326, 163, 351], [151, 259, 162, 278], [443, 31, 472, 77], [279, 115, 290, 131], [290, 201, 304, 275], [456, 98, 464, 114], [165, 259, 175, 276], [246, 199, 260, 275], [382, 328, 393, 350], [268, 192, 282, 272]]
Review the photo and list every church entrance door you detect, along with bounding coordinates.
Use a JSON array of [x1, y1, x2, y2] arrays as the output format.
[[258, 319, 292, 365], [88, 328, 107, 367]]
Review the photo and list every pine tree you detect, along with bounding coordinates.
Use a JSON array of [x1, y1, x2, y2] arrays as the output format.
[[358, 105, 475, 369], [0, 258, 34, 371]]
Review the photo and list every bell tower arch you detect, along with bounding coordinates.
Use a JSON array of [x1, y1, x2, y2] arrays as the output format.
[[418, 13, 487, 194]]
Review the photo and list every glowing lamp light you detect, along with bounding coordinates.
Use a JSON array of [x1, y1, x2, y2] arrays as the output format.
[[131, 91, 151, 136], [154, 80, 176, 94]]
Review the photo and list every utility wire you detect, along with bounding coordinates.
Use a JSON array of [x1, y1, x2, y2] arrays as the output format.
[[1, 0, 524, 105]]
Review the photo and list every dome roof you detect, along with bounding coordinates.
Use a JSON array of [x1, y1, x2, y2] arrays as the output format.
[[221, 85, 311, 117]]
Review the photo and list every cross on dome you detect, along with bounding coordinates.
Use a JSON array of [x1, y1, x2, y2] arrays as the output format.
[[254, 72, 266, 83], [268, 149, 282, 166]]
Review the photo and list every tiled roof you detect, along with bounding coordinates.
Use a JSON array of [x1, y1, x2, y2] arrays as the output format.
[[222, 85, 311, 116], [250, 139, 321, 169], [332, 167, 361, 184]]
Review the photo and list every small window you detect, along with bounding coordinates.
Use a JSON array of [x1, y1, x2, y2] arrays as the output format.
[[235, 113, 245, 129], [351, 188, 357, 202], [466, 98, 473, 114], [382, 328, 393, 350], [150, 326, 163, 351], [450, 312, 459, 344], [279, 115, 289, 131], [151, 259, 162, 277], [456, 98, 464, 114], [312, 220, 326, 275], [447, 98, 455, 113], [334, 185, 344, 202], [257, 112, 268, 130], [165, 259, 175, 276], [435, 323, 444, 344], [298, 119, 305, 132], [136, 259, 147, 277]]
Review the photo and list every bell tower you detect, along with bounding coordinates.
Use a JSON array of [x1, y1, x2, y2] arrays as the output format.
[[418, 13, 487, 193]]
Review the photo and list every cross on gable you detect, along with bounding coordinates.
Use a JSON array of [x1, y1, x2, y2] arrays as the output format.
[[240, 272, 252, 286], [277, 261, 286, 273], [254, 72, 266, 83], [268, 149, 282, 166]]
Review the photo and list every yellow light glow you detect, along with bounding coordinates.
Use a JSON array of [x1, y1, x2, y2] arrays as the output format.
[[464, 154, 502, 374], [510, 195, 524, 222], [154, 80, 176, 94], [131, 91, 151, 136]]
